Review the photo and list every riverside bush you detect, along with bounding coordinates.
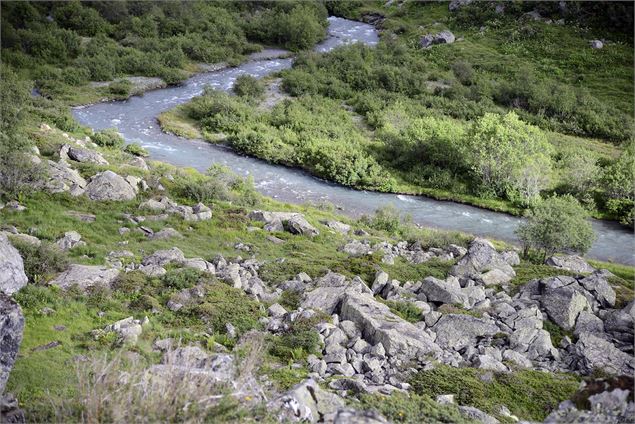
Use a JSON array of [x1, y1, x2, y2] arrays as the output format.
[[92, 128, 124, 148]]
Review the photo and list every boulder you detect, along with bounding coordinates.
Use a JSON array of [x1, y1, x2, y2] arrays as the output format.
[[66, 145, 108, 165], [249, 211, 317, 235], [574, 311, 604, 338], [0, 293, 24, 393], [578, 270, 616, 308], [148, 227, 182, 240], [85, 170, 136, 201], [418, 276, 467, 306], [302, 272, 371, 314], [270, 379, 345, 423], [139, 196, 177, 211], [458, 406, 499, 424], [44, 160, 87, 195], [339, 291, 442, 362], [420, 30, 455, 48], [284, 215, 320, 237], [0, 234, 28, 295], [55, 231, 86, 251], [142, 247, 185, 267], [49, 264, 119, 291], [322, 220, 351, 234], [333, 408, 389, 424], [540, 285, 590, 330], [545, 255, 595, 274], [341, 240, 373, 257], [590, 40, 603, 49], [575, 332, 635, 376], [432, 314, 499, 351], [450, 238, 515, 284]]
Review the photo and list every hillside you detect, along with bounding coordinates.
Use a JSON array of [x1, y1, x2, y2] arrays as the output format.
[[0, 1, 634, 423]]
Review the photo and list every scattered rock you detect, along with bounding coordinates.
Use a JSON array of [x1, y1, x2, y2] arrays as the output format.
[[433, 314, 499, 351], [249, 211, 319, 236], [322, 220, 351, 234], [0, 234, 28, 295], [420, 30, 455, 48], [49, 264, 119, 291], [574, 332, 635, 376], [545, 255, 595, 274], [270, 379, 345, 423], [590, 40, 603, 49], [65, 145, 109, 165], [55, 231, 86, 251]]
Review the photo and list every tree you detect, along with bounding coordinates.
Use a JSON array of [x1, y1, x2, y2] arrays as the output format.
[[462, 112, 553, 204], [559, 149, 599, 205], [600, 141, 634, 226], [516, 195, 596, 259]]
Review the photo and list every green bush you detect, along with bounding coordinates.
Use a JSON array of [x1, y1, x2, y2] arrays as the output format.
[[92, 128, 124, 148], [516, 195, 596, 258], [269, 315, 322, 361], [124, 143, 149, 157], [358, 392, 471, 424], [233, 75, 265, 99], [10, 239, 69, 284], [410, 365, 580, 421], [162, 268, 207, 290], [109, 79, 132, 97], [191, 282, 263, 336]]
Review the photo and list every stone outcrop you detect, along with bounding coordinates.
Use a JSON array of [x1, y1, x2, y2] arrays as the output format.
[[0, 294, 24, 394], [545, 255, 595, 274], [269, 379, 345, 423], [420, 30, 455, 48], [432, 314, 499, 351], [49, 264, 119, 291], [574, 333, 635, 376], [450, 238, 516, 285], [85, 170, 137, 201], [62, 145, 108, 165], [0, 234, 28, 295], [249, 211, 319, 237], [43, 159, 87, 196]]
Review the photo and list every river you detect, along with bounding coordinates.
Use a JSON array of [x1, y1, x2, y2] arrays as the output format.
[[72, 17, 634, 265]]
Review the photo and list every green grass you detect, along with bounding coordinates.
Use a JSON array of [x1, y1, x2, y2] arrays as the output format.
[[410, 365, 580, 422]]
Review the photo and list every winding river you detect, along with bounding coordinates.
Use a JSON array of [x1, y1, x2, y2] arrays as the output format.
[[73, 17, 634, 265]]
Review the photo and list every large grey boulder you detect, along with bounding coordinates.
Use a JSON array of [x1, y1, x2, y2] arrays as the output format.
[[85, 170, 136, 201], [450, 238, 515, 284], [302, 272, 372, 314], [420, 30, 455, 48], [322, 220, 351, 234], [458, 406, 499, 424], [141, 247, 186, 267], [339, 291, 442, 361], [540, 281, 590, 330], [0, 234, 28, 295], [575, 332, 635, 376], [249, 210, 318, 236], [49, 264, 119, 291], [44, 159, 87, 196], [578, 270, 616, 308], [545, 255, 595, 274], [418, 276, 467, 306], [432, 314, 499, 351], [270, 379, 345, 423], [65, 145, 109, 165], [0, 293, 24, 393]]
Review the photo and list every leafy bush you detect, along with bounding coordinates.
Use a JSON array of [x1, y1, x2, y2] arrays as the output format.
[[516, 195, 596, 258], [124, 143, 149, 157], [109, 79, 132, 97], [360, 204, 411, 235], [162, 268, 207, 290], [269, 315, 322, 361], [191, 283, 263, 336], [92, 128, 124, 148], [358, 392, 471, 424], [383, 300, 422, 323], [232, 75, 265, 99], [410, 365, 580, 421], [10, 239, 69, 284], [452, 60, 475, 86], [0, 151, 44, 199]]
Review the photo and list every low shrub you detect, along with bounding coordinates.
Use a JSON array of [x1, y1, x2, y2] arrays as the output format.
[[124, 143, 149, 157], [109, 79, 132, 97], [358, 392, 471, 424], [232, 75, 265, 99], [10, 239, 69, 284], [92, 128, 124, 148]]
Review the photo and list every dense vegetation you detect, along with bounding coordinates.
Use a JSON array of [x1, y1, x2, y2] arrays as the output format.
[[0, 0, 328, 102], [166, 1, 634, 225]]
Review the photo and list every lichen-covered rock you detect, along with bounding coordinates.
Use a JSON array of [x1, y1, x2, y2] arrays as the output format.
[[420, 30, 455, 48], [545, 255, 595, 274], [43, 160, 87, 196], [450, 238, 515, 284], [85, 170, 136, 201], [578, 270, 616, 308], [66, 145, 109, 165], [0, 293, 24, 393], [49, 264, 119, 291], [0, 234, 28, 295], [432, 314, 499, 351], [55, 231, 86, 251], [249, 210, 318, 236], [269, 379, 345, 423], [575, 332, 635, 376], [322, 220, 351, 234], [141, 247, 185, 267]]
